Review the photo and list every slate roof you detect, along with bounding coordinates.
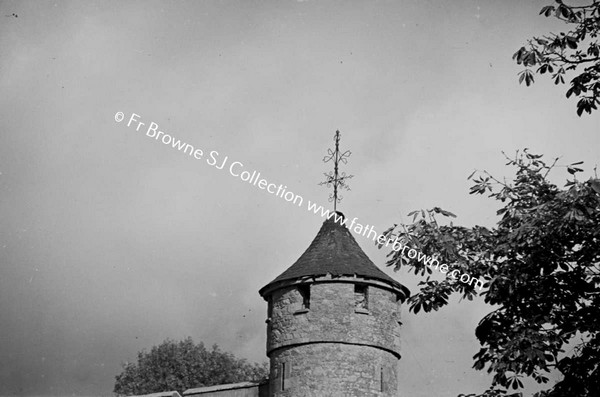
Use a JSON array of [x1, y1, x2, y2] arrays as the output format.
[[259, 214, 409, 297], [184, 381, 264, 395], [130, 391, 182, 397]]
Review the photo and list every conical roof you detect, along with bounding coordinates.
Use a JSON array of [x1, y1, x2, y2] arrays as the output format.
[[259, 214, 409, 297]]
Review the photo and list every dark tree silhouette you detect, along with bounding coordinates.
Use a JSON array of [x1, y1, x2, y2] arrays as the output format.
[[382, 150, 600, 396], [114, 337, 268, 396], [515, 0, 600, 115]]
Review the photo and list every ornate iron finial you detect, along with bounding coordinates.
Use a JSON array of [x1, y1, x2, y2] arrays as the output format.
[[319, 130, 353, 211]]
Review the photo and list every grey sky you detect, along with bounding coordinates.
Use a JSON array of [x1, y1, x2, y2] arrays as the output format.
[[0, 1, 598, 396]]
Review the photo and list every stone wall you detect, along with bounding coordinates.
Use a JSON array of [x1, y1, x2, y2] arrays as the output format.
[[265, 281, 402, 396], [269, 343, 399, 397], [267, 282, 402, 357]]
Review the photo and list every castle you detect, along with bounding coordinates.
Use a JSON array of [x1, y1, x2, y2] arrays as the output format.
[[137, 212, 410, 397]]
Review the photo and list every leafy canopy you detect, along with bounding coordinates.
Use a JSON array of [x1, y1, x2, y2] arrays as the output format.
[[514, 0, 600, 115], [382, 150, 600, 397], [113, 337, 268, 396]]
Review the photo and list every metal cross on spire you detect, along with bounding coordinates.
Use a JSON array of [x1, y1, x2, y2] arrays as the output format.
[[319, 130, 353, 211]]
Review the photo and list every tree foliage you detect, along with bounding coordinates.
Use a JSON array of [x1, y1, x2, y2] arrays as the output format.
[[514, 0, 600, 115], [382, 150, 600, 396], [113, 337, 268, 396]]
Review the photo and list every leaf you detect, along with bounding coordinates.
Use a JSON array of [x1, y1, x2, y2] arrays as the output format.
[[512, 47, 526, 63], [511, 377, 519, 390], [413, 301, 421, 314], [473, 359, 485, 370], [525, 71, 535, 86], [439, 209, 457, 218], [540, 6, 554, 17]]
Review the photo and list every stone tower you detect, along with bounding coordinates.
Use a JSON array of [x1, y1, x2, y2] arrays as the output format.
[[258, 214, 410, 397]]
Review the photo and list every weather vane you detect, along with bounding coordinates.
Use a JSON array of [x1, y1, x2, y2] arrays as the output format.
[[319, 130, 353, 211]]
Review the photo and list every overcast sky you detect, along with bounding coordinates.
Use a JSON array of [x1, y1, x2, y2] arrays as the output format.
[[1, 1, 599, 396]]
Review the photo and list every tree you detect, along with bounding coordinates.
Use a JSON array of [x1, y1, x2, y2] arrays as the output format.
[[113, 337, 268, 396], [381, 150, 600, 397], [514, 0, 600, 116]]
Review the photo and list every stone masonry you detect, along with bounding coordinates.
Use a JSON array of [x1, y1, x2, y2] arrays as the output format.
[[266, 282, 401, 396]]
